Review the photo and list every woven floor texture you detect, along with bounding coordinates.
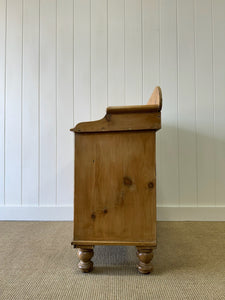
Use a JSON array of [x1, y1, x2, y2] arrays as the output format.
[[0, 221, 224, 300]]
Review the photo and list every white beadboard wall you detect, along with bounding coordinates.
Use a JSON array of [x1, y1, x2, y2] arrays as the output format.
[[0, 0, 225, 221]]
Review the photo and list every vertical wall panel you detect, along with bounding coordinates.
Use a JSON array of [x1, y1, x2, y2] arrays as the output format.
[[56, 0, 74, 206], [74, 0, 91, 124], [159, 0, 179, 206], [125, 0, 142, 105], [22, 0, 39, 206], [0, 0, 6, 205], [213, 0, 225, 206], [40, 0, 57, 206], [1, 0, 225, 216], [91, 0, 107, 120], [195, 0, 215, 206], [177, 0, 197, 206], [74, 0, 91, 123], [142, 0, 160, 102], [5, 0, 22, 206], [108, 0, 125, 106]]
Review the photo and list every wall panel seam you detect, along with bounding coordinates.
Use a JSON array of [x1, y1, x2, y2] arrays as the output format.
[[90, 0, 92, 120], [211, 0, 216, 206], [176, 0, 180, 207], [72, 0, 74, 125], [106, 0, 108, 106], [159, 0, 161, 86], [158, 0, 162, 206], [193, 0, 198, 207], [3, 0, 7, 206], [21, 0, 24, 206], [124, 0, 126, 105], [141, 0, 143, 104], [38, 0, 40, 207], [55, 0, 58, 206]]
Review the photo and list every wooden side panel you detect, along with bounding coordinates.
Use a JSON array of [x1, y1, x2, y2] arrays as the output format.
[[74, 131, 156, 244], [74, 112, 161, 133]]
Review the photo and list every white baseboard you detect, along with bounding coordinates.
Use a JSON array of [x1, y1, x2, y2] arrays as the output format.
[[157, 206, 225, 221], [0, 206, 73, 221], [0, 206, 224, 221]]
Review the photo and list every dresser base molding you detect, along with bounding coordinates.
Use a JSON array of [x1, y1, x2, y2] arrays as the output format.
[[71, 240, 157, 247]]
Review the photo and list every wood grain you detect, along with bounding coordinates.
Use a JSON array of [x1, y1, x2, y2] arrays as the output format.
[[71, 112, 161, 133], [73, 130, 157, 245], [71, 87, 162, 133], [147, 86, 162, 110]]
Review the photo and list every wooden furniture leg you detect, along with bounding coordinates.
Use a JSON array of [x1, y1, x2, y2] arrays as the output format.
[[77, 246, 94, 273], [136, 247, 154, 274]]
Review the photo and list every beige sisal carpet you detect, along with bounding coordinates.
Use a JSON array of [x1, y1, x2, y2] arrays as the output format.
[[0, 221, 224, 300]]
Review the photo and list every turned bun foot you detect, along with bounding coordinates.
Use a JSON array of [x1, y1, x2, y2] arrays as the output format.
[[136, 248, 154, 274], [77, 247, 94, 273]]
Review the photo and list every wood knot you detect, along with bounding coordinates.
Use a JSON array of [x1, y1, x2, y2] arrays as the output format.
[[148, 182, 154, 189], [91, 213, 96, 220], [103, 208, 108, 214], [123, 177, 132, 186]]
